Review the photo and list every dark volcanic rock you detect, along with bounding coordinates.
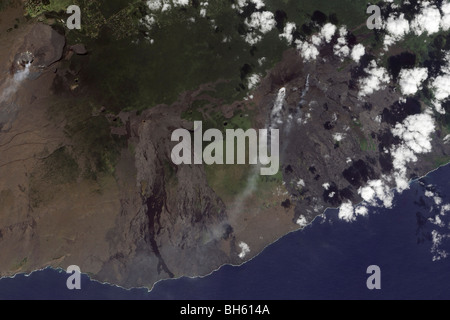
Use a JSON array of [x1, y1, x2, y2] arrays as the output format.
[[70, 44, 87, 55], [18, 23, 65, 68]]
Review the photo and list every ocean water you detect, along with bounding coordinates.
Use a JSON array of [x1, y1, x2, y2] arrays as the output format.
[[1, 164, 450, 300]]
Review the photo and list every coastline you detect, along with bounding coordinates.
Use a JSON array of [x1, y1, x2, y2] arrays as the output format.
[[2, 160, 449, 295]]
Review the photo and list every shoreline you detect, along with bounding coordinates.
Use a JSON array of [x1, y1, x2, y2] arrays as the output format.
[[1, 160, 449, 295]]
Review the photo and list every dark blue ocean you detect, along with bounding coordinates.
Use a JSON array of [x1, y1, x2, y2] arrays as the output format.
[[1, 164, 450, 300]]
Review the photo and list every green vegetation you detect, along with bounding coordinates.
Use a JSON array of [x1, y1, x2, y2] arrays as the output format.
[[205, 163, 252, 201], [360, 135, 377, 152], [432, 155, 450, 168], [77, 10, 277, 112], [29, 0, 382, 114], [29, 146, 79, 208], [400, 33, 433, 65], [13, 257, 28, 271], [41, 147, 80, 184], [48, 98, 126, 180], [25, 0, 406, 203], [0, 0, 14, 11], [25, 0, 73, 17], [265, 0, 370, 29]]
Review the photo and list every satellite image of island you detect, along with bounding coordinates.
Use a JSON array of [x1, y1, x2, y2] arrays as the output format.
[[1, 0, 450, 302]]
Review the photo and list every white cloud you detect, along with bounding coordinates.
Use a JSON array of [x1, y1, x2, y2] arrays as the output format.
[[392, 113, 435, 154], [441, 204, 450, 215], [444, 134, 450, 144], [441, 2, 450, 31], [425, 190, 435, 198], [142, 14, 156, 27], [411, 3, 441, 36], [338, 201, 355, 222], [431, 75, 450, 113], [390, 112, 435, 191], [279, 22, 296, 44], [244, 33, 262, 46], [333, 133, 345, 142], [359, 178, 395, 208], [358, 60, 391, 97], [247, 73, 261, 90], [234, 0, 265, 11], [250, 0, 265, 9], [173, 0, 189, 6], [146, 0, 163, 11], [320, 23, 337, 43], [431, 230, 449, 261], [297, 179, 306, 187], [296, 215, 308, 227], [246, 11, 276, 34], [434, 196, 443, 206], [311, 35, 322, 46], [238, 242, 251, 259], [383, 13, 410, 50], [333, 26, 350, 59], [294, 23, 338, 61], [428, 51, 450, 113], [355, 206, 369, 217], [398, 67, 428, 95], [295, 40, 320, 61], [244, 11, 276, 45], [351, 44, 365, 63]]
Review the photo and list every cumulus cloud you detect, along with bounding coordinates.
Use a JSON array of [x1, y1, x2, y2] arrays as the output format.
[[296, 215, 308, 227], [411, 3, 441, 36], [234, 0, 265, 12], [279, 22, 296, 44], [146, 0, 161, 10], [295, 40, 320, 61], [238, 242, 251, 259], [390, 113, 435, 191], [320, 23, 337, 43], [333, 26, 350, 59], [337, 201, 369, 222], [358, 60, 391, 97], [333, 133, 345, 142], [146, 0, 190, 11], [431, 230, 449, 261], [359, 178, 395, 208], [383, 13, 410, 50], [441, 2, 450, 31], [398, 67, 428, 95], [432, 74, 450, 99], [246, 11, 276, 33], [297, 179, 306, 187], [355, 206, 369, 217], [244, 11, 276, 45], [351, 44, 365, 63], [380, 3, 450, 50], [427, 51, 450, 113], [339, 112, 435, 221], [392, 113, 435, 154], [294, 22, 338, 61], [338, 201, 355, 222], [247, 73, 261, 90]]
